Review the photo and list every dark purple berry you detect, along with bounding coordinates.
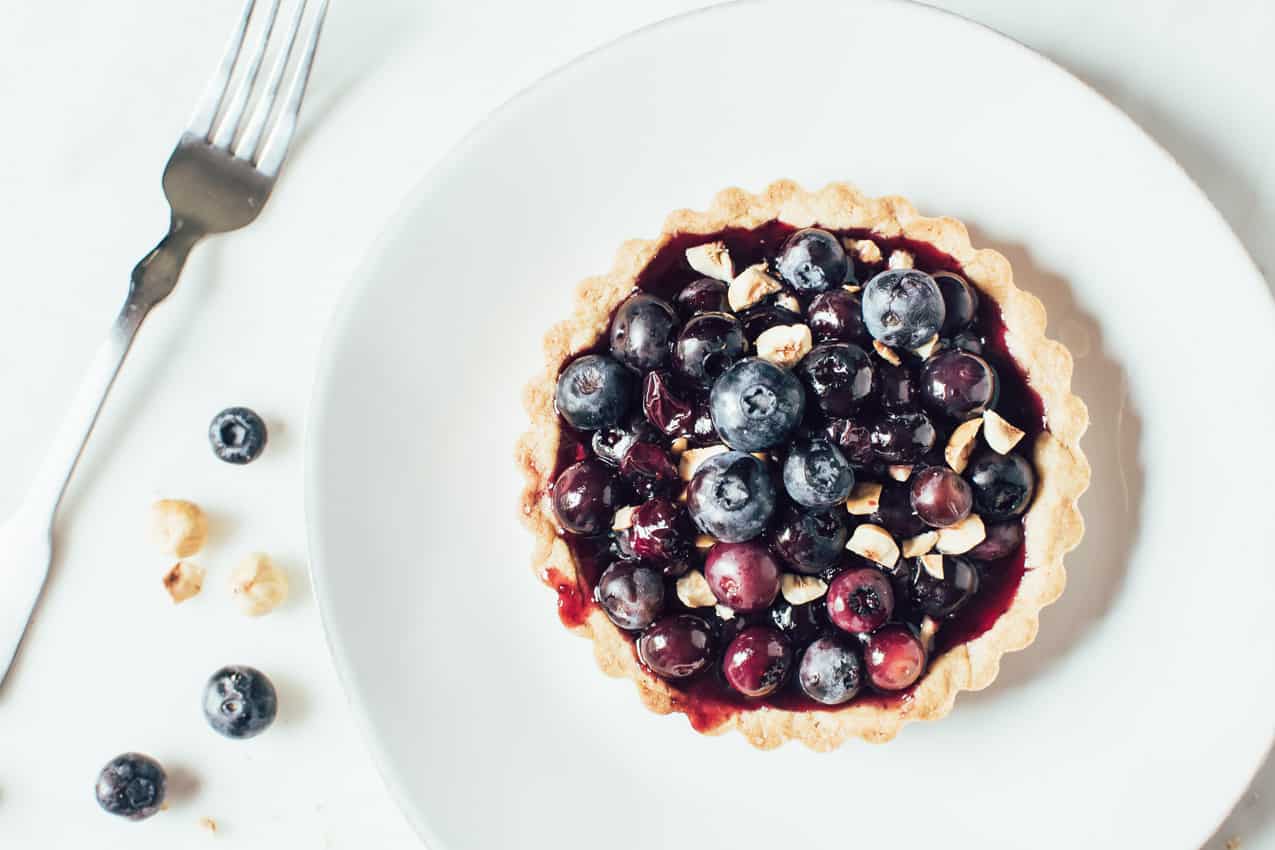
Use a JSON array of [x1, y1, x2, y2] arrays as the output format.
[[967, 451, 1035, 520], [704, 541, 782, 613], [909, 555, 979, 617], [910, 466, 974, 528], [934, 271, 979, 335], [686, 450, 776, 542], [675, 277, 729, 317], [796, 343, 873, 418], [920, 349, 999, 420], [628, 498, 691, 562], [824, 418, 875, 467], [95, 753, 166, 820], [771, 506, 848, 574], [672, 312, 747, 387], [871, 482, 927, 538], [595, 562, 665, 630], [878, 363, 918, 412], [782, 438, 855, 508], [967, 520, 1025, 560], [209, 407, 268, 465], [203, 665, 278, 739], [826, 567, 895, 634], [807, 289, 870, 346], [869, 412, 937, 463], [769, 598, 828, 645], [638, 615, 715, 679], [722, 626, 793, 697], [641, 370, 694, 436], [798, 635, 864, 705], [864, 624, 927, 691], [710, 358, 805, 452], [739, 303, 804, 341], [776, 228, 848, 294], [552, 460, 619, 535], [610, 293, 678, 371], [555, 354, 635, 431]]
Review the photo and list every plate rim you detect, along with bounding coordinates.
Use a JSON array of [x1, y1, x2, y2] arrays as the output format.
[[303, 1, 1273, 846]]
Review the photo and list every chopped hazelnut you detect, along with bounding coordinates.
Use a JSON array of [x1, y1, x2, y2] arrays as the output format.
[[919, 616, 940, 651], [846, 523, 899, 568], [936, 514, 987, 555], [198, 816, 218, 833], [919, 553, 945, 580], [842, 284, 863, 294], [983, 409, 1026, 454], [781, 574, 828, 606], [845, 481, 883, 515], [888, 250, 915, 270], [679, 444, 728, 481], [913, 334, 941, 359], [150, 499, 208, 558], [685, 241, 735, 282], [715, 604, 736, 621], [676, 570, 716, 608], [887, 464, 913, 482], [873, 340, 902, 366], [945, 418, 983, 474], [775, 292, 801, 313], [728, 264, 782, 311], [693, 533, 717, 550], [843, 238, 882, 265], [669, 437, 689, 455], [162, 561, 205, 604], [755, 324, 813, 368], [229, 553, 289, 616], [901, 531, 938, 558], [611, 505, 638, 531]]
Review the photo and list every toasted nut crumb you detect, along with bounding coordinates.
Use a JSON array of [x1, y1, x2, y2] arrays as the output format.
[[150, 499, 208, 558], [842, 284, 863, 294], [230, 553, 289, 616], [873, 340, 902, 366], [846, 523, 900, 568], [945, 418, 983, 474], [845, 481, 883, 515], [1226, 838, 1243, 850], [611, 505, 638, 531], [901, 531, 938, 558], [685, 241, 735, 282], [669, 437, 689, 455], [887, 464, 913, 482], [936, 514, 986, 555], [679, 444, 728, 481], [715, 604, 736, 621], [198, 816, 218, 833], [920, 553, 945, 580], [919, 615, 940, 651], [843, 238, 882, 265], [781, 574, 828, 605], [728, 264, 782, 311], [756, 324, 813, 368], [983, 409, 1026, 454], [913, 334, 941, 359], [694, 534, 717, 550], [162, 561, 205, 603], [676, 570, 716, 608], [888, 250, 915, 270], [775, 292, 801, 313]]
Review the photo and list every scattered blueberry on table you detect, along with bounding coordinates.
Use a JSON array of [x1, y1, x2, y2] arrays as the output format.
[[95, 753, 166, 820], [203, 665, 278, 739], [209, 406, 268, 464]]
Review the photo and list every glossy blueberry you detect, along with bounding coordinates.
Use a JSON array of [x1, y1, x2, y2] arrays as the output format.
[[862, 268, 946, 349], [769, 598, 829, 645], [590, 414, 659, 467], [209, 407, 268, 465], [864, 623, 927, 691], [878, 363, 918, 412], [709, 358, 805, 452], [910, 466, 974, 528], [869, 411, 937, 464], [672, 312, 748, 387], [618, 441, 679, 500], [704, 541, 782, 613], [807, 288, 871, 346], [920, 349, 999, 420], [771, 505, 849, 574], [722, 626, 793, 697], [951, 331, 983, 355], [967, 520, 1025, 561], [555, 354, 635, 431], [775, 228, 848, 294], [685, 451, 776, 542], [552, 460, 619, 535], [782, 438, 854, 508], [628, 498, 692, 563], [638, 615, 715, 680], [203, 665, 278, 739], [909, 555, 979, 618], [595, 562, 665, 630], [609, 292, 678, 370], [934, 271, 979, 335], [95, 753, 166, 820], [641, 370, 695, 435], [870, 481, 928, 538], [967, 451, 1036, 520], [826, 567, 895, 634], [675, 277, 729, 317], [798, 635, 864, 705], [739, 303, 804, 342], [796, 343, 873, 418], [824, 418, 875, 467]]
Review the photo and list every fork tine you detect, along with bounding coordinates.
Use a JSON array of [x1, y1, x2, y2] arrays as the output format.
[[210, 0, 283, 150], [233, 0, 307, 162], [255, 0, 328, 177], [186, 0, 257, 139]]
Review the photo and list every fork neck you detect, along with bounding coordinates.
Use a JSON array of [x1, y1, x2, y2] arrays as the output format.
[[128, 216, 204, 313]]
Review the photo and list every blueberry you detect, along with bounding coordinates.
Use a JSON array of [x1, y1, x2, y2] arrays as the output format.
[[795, 343, 873, 418], [934, 271, 979, 335], [722, 626, 793, 697], [203, 665, 278, 739], [555, 354, 635, 431], [951, 331, 984, 355], [967, 450, 1036, 520], [641, 370, 695, 435], [738, 303, 804, 342], [771, 505, 848, 573], [775, 228, 848, 294], [909, 555, 979, 617], [798, 635, 864, 705], [638, 615, 715, 680], [685, 451, 776, 542], [704, 541, 782, 613], [209, 407, 268, 465], [769, 597, 829, 645], [869, 411, 937, 464], [595, 562, 665, 630], [807, 289, 871, 346], [709, 358, 805, 452], [824, 417, 875, 467], [675, 278, 729, 317], [782, 438, 854, 508], [862, 269, 946, 349], [672, 312, 748, 387], [552, 460, 620, 535], [609, 293, 678, 370], [920, 349, 999, 420], [590, 414, 659, 467], [95, 753, 166, 820]]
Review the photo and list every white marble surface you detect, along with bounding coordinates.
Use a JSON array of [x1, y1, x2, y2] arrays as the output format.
[[0, 1, 1269, 847]]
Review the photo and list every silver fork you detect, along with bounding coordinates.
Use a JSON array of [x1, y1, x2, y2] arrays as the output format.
[[0, 0, 329, 686]]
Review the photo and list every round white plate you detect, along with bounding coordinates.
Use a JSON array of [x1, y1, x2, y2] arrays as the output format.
[[306, 2, 1275, 847]]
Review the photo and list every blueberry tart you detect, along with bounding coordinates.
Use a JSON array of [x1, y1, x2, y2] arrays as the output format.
[[518, 181, 1089, 749]]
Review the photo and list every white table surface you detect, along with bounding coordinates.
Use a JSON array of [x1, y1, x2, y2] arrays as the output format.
[[0, 1, 1270, 847]]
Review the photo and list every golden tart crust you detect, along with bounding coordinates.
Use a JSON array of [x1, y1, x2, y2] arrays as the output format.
[[517, 180, 1090, 750]]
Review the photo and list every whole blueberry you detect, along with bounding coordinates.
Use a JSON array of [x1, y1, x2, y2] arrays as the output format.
[[637, 615, 715, 680], [934, 271, 979, 335], [739, 303, 804, 342], [709, 358, 805, 452], [967, 520, 1025, 561], [798, 635, 864, 705], [672, 312, 748, 387], [595, 562, 665, 630], [722, 626, 793, 697], [869, 411, 937, 464], [776, 228, 848, 294], [950, 331, 984, 355], [590, 414, 659, 467], [685, 451, 776, 542], [807, 288, 871, 346], [770, 597, 829, 645], [209, 407, 268, 465], [967, 451, 1036, 520], [920, 349, 999, 420], [704, 541, 782, 613], [675, 278, 729, 317], [203, 665, 278, 739], [771, 505, 849, 573], [641, 370, 695, 436], [783, 438, 855, 508], [555, 354, 635, 431], [609, 293, 678, 370], [552, 460, 620, 535], [909, 555, 980, 617], [824, 417, 875, 467], [95, 753, 166, 820], [862, 269, 946, 349]]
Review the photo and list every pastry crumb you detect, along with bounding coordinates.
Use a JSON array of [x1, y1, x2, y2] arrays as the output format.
[[1225, 838, 1242, 850], [198, 816, 218, 833]]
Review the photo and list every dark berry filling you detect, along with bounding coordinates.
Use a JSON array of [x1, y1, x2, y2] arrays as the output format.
[[547, 222, 1044, 727]]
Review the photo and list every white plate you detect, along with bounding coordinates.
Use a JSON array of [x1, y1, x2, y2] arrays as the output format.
[[306, 2, 1275, 847]]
